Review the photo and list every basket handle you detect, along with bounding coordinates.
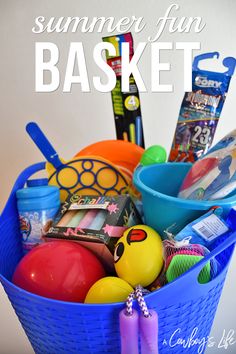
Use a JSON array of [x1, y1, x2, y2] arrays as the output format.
[[174, 231, 236, 284], [1, 162, 46, 220]]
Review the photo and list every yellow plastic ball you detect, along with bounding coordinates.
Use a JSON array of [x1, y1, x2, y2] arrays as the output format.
[[84, 277, 133, 304], [114, 225, 163, 287]]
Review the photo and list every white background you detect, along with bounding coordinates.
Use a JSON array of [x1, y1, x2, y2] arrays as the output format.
[[0, 0, 235, 353]]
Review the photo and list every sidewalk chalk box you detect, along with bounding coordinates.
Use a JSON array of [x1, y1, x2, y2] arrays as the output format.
[[46, 194, 142, 271]]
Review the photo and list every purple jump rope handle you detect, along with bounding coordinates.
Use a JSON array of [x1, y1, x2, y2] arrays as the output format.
[[119, 309, 139, 354], [140, 310, 159, 354]]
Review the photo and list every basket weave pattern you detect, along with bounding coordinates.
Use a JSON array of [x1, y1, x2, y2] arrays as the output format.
[[0, 163, 235, 354]]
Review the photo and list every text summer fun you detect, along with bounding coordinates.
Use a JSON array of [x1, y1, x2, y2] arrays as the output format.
[[33, 4, 206, 93]]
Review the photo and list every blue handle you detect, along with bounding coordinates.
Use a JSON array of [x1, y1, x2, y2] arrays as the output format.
[[0, 162, 46, 220], [193, 52, 236, 76], [26, 122, 62, 169], [193, 52, 219, 72], [222, 57, 236, 76]]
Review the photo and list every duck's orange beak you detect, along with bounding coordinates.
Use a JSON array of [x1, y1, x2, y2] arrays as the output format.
[[127, 228, 147, 245]]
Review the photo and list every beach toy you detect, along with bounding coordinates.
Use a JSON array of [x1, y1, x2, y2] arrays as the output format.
[[12, 241, 105, 302], [134, 163, 236, 237], [166, 254, 211, 284], [149, 237, 219, 289], [179, 130, 236, 200], [164, 241, 205, 270], [160, 239, 219, 287], [84, 277, 133, 304], [140, 145, 167, 166], [151, 238, 206, 289], [76, 140, 144, 179], [114, 225, 163, 287], [178, 157, 219, 192], [16, 182, 60, 254], [26, 123, 130, 201]]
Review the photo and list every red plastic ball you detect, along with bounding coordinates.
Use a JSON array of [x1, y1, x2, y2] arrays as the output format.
[[12, 241, 106, 302]]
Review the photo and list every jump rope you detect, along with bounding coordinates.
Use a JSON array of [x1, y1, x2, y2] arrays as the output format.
[[119, 285, 159, 354]]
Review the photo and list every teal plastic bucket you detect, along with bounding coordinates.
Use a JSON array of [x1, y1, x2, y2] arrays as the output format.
[[134, 163, 236, 237]]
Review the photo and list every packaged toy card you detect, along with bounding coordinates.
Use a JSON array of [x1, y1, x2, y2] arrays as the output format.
[[178, 130, 236, 200], [174, 208, 232, 247], [46, 194, 142, 271], [103, 33, 145, 147], [169, 52, 236, 162]]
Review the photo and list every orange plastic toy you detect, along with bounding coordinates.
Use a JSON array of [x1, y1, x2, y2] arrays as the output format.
[[75, 140, 144, 179]]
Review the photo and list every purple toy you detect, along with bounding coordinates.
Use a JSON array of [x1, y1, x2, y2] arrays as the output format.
[[119, 285, 159, 354]]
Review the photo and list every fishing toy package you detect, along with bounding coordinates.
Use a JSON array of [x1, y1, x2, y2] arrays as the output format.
[[103, 33, 145, 147], [169, 52, 236, 162], [46, 194, 142, 271]]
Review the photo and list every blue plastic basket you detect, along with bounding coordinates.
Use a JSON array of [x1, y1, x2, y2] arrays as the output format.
[[134, 163, 236, 237], [1, 163, 236, 354]]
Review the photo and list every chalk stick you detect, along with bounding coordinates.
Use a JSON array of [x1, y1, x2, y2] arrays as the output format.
[[57, 210, 77, 227], [89, 210, 107, 230], [66, 210, 86, 227], [78, 209, 98, 229]]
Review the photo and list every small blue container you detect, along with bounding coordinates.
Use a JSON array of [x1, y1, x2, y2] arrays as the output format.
[[134, 163, 236, 237], [16, 178, 60, 253]]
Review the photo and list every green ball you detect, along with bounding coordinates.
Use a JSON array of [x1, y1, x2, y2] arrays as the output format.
[[141, 145, 167, 166]]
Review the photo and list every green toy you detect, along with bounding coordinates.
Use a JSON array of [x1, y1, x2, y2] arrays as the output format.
[[140, 145, 167, 166], [166, 254, 211, 284]]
